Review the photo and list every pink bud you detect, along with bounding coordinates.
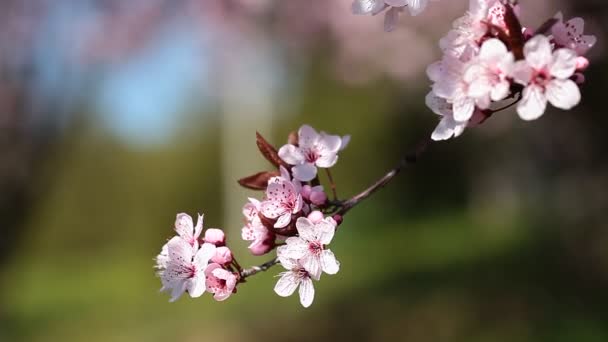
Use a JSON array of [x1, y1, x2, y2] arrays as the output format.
[[576, 57, 589, 71], [211, 246, 233, 265], [307, 210, 324, 224], [249, 241, 274, 256], [522, 27, 534, 39], [309, 190, 327, 206], [332, 214, 343, 226], [573, 73, 586, 85], [300, 185, 312, 200], [204, 228, 226, 246]]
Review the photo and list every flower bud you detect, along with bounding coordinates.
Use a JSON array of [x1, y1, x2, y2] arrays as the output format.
[[573, 73, 586, 85], [307, 210, 324, 224], [309, 190, 327, 206], [576, 56, 589, 72], [211, 246, 233, 265], [249, 240, 275, 256], [204, 228, 226, 246], [300, 185, 312, 200], [332, 214, 343, 226]]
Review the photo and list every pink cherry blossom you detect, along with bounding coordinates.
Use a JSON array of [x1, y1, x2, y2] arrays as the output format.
[[156, 238, 216, 302], [464, 38, 514, 105], [260, 175, 304, 228], [205, 263, 238, 301], [174, 213, 203, 248], [551, 13, 597, 56], [277, 217, 340, 279], [307, 210, 325, 224], [278, 125, 348, 182], [241, 198, 276, 255], [274, 256, 316, 308], [512, 35, 581, 121]]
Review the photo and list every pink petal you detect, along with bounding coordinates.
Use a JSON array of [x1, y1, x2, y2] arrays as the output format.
[[550, 49, 577, 79], [384, 7, 400, 32], [278, 144, 305, 165], [292, 163, 317, 182], [275, 213, 292, 228], [298, 125, 319, 149]]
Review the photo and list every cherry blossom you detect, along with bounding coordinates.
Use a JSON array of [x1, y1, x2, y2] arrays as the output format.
[[211, 246, 233, 266], [205, 263, 238, 301], [156, 238, 216, 302], [464, 38, 515, 105], [260, 176, 304, 228], [174, 213, 203, 248], [277, 217, 340, 279], [552, 13, 597, 56], [426, 92, 467, 141], [301, 184, 328, 206], [278, 125, 348, 182], [512, 35, 580, 121], [352, 0, 439, 32], [241, 198, 276, 255], [274, 256, 316, 308]]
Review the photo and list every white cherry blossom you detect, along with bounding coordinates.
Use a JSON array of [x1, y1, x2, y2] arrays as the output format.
[[352, 0, 439, 31], [156, 238, 216, 302], [277, 217, 340, 279], [278, 125, 347, 182], [513, 35, 581, 121], [464, 38, 515, 105], [426, 92, 467, 141], [274, 256, 316, 308]]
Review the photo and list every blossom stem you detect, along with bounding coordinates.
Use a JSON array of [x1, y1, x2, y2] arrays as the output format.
[[337, 136, 431, 216], [488, 92, 522, 114], [239, 257, 280, 281], [325, 169, 338, 201]]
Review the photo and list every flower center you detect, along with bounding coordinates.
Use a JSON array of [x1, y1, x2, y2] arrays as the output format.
[[532, 70, 550, 87], [303, 148, 319, 163], [308, 241, 323, 255]]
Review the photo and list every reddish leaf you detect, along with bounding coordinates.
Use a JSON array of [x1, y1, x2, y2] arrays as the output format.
[[237, 171, 279, 190], [256, 132, 287, 168]]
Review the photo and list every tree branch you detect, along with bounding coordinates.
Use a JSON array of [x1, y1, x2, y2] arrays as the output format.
[[337, 136, 432, 216], [239, 257, 280, 281]]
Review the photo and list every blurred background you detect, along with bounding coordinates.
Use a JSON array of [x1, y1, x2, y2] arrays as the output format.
[[1, 0, 607, 341]]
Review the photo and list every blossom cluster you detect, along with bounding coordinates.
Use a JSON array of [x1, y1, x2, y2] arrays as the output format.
[[155, 213, 238, 302], [156, 125, 349, 307], [425, 0, 596, 141]]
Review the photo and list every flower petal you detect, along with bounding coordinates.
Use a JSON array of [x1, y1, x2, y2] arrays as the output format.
[[550, 48, 577, 79], [298, 125, 319, 149], [321, 249, 340, 275], [296, 217, 316, 242], [274, 272, 299, 297], [298, 277, 315, 308], [517, 85, 547, 121], [187, 274, 206, 298], [302, 255, 322, 280], [174, 213, 194, 241], [292, 163, 317, 182], [524, 35, 552, 70], [278, 144, 305, 165], [274, 213, 292, 228], [317, 218, 336, 245], [546, 79, 581, 110], [384, 7, 400, 32]]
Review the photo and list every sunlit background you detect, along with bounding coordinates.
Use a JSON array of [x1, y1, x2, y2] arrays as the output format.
[[1, 0, 608, 341]]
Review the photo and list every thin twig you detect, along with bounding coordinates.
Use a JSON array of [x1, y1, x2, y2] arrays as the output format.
[[239, 257, 280, 281], [337, 136, 432, 216], [325, 168, 338, 201]]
